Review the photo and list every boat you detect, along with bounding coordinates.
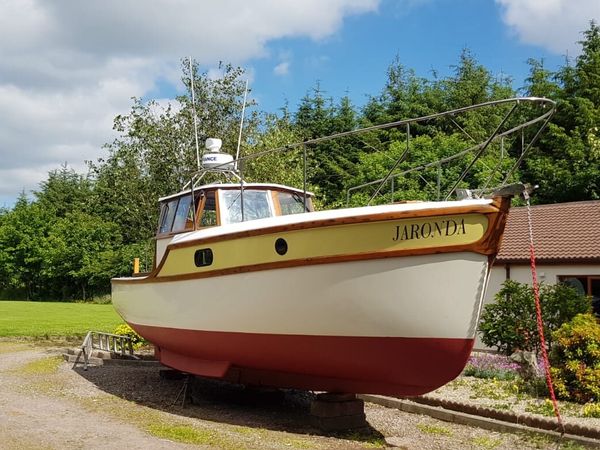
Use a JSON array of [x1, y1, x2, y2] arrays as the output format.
[[112, 97, 555, 396]]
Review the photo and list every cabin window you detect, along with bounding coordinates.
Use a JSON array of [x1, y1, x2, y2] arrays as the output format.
[[159, 199, 179, 234], [172, 194, 192, 232], [194, 248, 213, 267], [199, 191, 217, 227], [220, 189, 273, 224], [278, 191, 310, 215]]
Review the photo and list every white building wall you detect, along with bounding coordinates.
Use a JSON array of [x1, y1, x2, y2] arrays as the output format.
[[474, 263, 600, 350]]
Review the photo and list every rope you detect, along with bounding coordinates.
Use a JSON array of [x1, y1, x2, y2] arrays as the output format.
[[524, 192, 565, 436]]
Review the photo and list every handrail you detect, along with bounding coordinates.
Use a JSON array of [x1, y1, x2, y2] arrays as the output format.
[[178, 97, 556, 207]]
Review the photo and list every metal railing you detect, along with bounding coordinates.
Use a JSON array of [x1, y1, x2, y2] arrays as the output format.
[[181, 97, 556, 208], [73, 330, 139, 370]]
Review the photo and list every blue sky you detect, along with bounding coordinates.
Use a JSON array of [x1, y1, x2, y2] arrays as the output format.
[[0, 0, 597, 207], [245, 0, 566, 114]]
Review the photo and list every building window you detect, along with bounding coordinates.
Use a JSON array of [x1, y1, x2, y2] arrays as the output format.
[[559, 276, 600, 317]]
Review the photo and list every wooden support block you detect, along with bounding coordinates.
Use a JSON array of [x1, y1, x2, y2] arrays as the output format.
[[310, 393, 367, 431]]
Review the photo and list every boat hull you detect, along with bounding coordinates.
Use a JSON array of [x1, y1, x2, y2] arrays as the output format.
[[133, 326, 474, 396], [113, 251, 489, 396]]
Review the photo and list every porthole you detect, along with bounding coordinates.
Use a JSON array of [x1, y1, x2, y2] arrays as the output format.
[[194, 248, 213, 267], [275, 238, 288, 255]]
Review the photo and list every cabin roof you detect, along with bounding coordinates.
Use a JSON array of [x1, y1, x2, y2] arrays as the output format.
[[497, 200, 600, 263], [158, 183, 315, 202]]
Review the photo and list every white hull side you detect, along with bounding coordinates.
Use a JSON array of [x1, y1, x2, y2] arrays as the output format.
[[112, 251, 489, 340]]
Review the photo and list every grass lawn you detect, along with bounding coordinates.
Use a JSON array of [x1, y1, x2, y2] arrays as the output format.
[[0, 301, 124, 338]]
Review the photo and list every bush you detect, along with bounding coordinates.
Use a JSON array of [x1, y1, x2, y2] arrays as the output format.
[[113, 323, 147, 350], [582, 402, 600, 418], [478, 280, 590, 355], [550, 313, 600, 403]]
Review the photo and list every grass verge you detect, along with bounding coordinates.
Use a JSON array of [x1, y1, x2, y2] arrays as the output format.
[[0, 300, 124, 338]]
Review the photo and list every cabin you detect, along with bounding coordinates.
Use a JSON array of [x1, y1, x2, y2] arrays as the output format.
[[475, 200, 600, 348], [154, 183, 314, 265]]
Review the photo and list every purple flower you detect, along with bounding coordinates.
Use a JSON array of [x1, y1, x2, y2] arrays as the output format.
[[465, 353, 520, 376]]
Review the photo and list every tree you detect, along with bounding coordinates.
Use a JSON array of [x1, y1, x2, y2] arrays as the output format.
[[242, 113, 306, 189], [294, 84, 362, 204], [35, 164, 93, 218], [90, 61, 257, 243], [0, 194, 51, 299], [522, 21, 600, 203], [40, 212, 122, 300]]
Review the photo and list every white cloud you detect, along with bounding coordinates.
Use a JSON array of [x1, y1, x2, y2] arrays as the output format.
[[274, 61, 291, 76], [0, 0, 379, 202], [496, 0, 600, 55]]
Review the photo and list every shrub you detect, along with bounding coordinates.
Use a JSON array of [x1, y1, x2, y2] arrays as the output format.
[[582, 403, 600, 418], [478, 280, 590, 355], [550, 313, 600, 403], [113, 323, 147, 350]]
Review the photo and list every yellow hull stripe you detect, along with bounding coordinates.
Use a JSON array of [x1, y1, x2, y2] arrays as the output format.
[[158, 213, 488, 277]]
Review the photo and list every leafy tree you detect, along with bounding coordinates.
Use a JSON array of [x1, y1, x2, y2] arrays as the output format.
[[524, 58, 561, 99], [294, 85, 362, 204], [523, 21, 600, 203], [347, 50, 519, 206], [90, 61, 257, 242], [40, 211, 122, 300], [242, 113, 306, 189], [0, 194, 51, 299], [35, 164, 93, 218]]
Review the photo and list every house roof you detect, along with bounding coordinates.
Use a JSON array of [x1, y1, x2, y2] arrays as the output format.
[[497, 200, 600, 264]]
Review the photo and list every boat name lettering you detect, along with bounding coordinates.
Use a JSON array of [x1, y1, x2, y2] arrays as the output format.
[[392, 218, 467, 241]]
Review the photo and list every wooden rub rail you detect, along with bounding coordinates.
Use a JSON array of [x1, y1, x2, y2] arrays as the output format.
[[73, 330, 139, 370]]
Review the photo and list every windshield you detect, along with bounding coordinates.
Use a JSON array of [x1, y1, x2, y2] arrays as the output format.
[[219, 189, 274, 224]]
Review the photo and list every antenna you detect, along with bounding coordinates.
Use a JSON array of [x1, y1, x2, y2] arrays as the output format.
[[234, 79, 249, 169], [189, 57, 201, 170]]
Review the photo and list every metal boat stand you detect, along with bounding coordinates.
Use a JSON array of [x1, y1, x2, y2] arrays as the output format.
[[162, 370, 194, 408], [174, 374, 194, 408]]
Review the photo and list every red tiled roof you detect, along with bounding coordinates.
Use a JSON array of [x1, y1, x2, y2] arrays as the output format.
[[497, 200, 600, 263]]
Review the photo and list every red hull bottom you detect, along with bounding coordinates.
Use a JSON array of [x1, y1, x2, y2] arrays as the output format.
[[132, 323, 474, 397]]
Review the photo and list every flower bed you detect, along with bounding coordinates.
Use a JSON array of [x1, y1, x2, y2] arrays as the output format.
[[422, 351, 600, 436]]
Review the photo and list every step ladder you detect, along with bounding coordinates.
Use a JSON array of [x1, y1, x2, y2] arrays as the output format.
[[73, 331, 139, 370]]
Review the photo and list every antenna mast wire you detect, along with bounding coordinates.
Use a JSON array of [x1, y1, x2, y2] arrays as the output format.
[[189, 57, 201, 170], [235, 79, 249, 170]]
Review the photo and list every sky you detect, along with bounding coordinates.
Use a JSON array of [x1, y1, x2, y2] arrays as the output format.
[[0, 0, 598, 208]]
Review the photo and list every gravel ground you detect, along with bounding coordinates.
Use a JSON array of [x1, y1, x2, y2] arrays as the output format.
[[0, 340, 593, 449]]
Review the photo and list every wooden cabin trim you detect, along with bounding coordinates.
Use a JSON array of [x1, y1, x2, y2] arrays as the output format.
[[113, 240, 494, 285], [270, 190, 282, 216], [114, 201, 508, 286], [472, 196, 510, 256], [214, 188, 222, 226], [193, 193, 207, 229], [167, 203, 500, 251]]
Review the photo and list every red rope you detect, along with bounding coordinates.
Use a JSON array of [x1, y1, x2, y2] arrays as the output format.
[[525, 196, 564, 434]]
